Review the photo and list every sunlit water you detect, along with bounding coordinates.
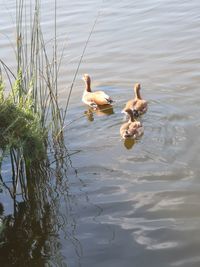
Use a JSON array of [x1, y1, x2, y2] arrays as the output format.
[[1, 0, 200, 266]]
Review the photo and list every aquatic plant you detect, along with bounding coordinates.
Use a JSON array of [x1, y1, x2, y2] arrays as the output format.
[[0, 0, 100, 265], [0, 0, 65, 194]]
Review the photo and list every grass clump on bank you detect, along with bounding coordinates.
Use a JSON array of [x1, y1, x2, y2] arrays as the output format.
[[0, 71, 46, 163], [0, 101, 45, 162], [0, 0, 67, 201], [0, 0, 63, 163]]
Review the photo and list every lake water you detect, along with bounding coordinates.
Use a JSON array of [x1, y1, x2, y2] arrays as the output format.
[[1, 0, 200, 266]]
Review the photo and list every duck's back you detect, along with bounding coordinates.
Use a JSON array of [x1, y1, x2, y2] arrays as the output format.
[[123, 99, 137, 111], [90, 91, 111, 105], [134, 99, 147, 112]]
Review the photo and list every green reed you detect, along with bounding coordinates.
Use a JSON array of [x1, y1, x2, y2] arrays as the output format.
[[16, 0, 62, 131], [0, 2, 97, 264], [0, 0, 66, 198]]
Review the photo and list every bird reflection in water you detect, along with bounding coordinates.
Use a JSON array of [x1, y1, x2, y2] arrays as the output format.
[[123, 138, 135, 149], [84, 104, 114, 122]]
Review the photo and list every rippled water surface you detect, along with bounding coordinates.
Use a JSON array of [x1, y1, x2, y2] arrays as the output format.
[[1, 0, 200, 266]]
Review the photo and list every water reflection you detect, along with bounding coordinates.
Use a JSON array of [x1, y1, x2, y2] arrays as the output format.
[[0, 145, 81, 267], [0, 201, 58, 266], [84, 104, 114, 122], [123, 138, 135, 150], [84, 108, 94, 122]]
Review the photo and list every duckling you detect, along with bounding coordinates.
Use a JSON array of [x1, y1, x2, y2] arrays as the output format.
[[82, 74, 113, 109], [120, 109, 144, 139], [122, 83, 147, 117]]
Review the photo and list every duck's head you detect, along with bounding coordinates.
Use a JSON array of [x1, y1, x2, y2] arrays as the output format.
[[134, 83, 141, 99], [124, 108, 134, 122], [82, 74, 91, 92], [82, 74, 91, 83], [134, 83, 141, 91]]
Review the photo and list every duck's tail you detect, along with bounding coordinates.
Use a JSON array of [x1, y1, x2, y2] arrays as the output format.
[[121, 109, 139, 117], [133, 109, 139, 117], [90, 102, 98, 109], [105, 98, 114, 105], [123, 130, 136, 139]]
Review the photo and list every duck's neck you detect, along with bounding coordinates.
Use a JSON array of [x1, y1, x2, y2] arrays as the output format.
[[127, 111, 135, 122], [85, 79, 91, 92], [129, 116, 135, 123], [134, 86, 141, 99]]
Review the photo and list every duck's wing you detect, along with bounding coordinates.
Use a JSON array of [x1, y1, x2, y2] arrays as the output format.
[[120, 122, 130, 138], [122, 99, 137, 113], [127, 121, 140, 132], [82, 92, 98, 108], [128, 122, 144, 138], [134, 99, 148, 113], [91, 91, 113, 105], [120, 122, 139, 139]]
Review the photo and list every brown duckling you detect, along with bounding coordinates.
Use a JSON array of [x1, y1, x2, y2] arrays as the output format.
[[120, 109, 144, 139], [122, 83, 147, 117]]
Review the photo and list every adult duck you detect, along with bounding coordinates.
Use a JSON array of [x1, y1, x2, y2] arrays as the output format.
[[120, 109, 144, 139], [122, 83, 147, 117], [82, 74, 113, 109]]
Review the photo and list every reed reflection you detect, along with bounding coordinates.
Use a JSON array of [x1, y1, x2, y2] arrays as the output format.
[[0, 144, 81, 267]]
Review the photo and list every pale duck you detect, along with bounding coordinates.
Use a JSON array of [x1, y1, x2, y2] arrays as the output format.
[[82, 74, 113, 109]]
